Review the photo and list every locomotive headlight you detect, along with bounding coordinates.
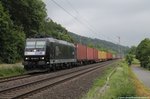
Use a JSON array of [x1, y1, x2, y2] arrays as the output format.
[[34, 49, 36, 52], [41, 57, 44, 59], [25, 57, 29, 60]]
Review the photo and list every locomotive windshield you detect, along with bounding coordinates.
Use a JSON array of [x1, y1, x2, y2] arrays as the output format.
[[36, 41, 45, 48], [24, 40, 46, 56], [26, 41, 46, 49], [26, 41, 36, 48]]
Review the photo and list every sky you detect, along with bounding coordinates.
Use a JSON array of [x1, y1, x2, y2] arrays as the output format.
[[43, 0, 150, 47]]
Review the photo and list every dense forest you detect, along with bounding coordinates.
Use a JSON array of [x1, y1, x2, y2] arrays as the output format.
[[0, 0, 129, 64], [69, 32, 129, 54], [0, 0, 73, 63]]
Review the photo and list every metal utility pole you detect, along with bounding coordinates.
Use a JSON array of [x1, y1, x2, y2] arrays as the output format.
[[117, 36, 121, 58], [80, 36, 82, 44]]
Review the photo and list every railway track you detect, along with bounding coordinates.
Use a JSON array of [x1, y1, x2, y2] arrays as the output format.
[[0, 74, 32, 83], [0, 60, 116, 99], [0, 70, 48, 83], [0, 63, 104, 84]]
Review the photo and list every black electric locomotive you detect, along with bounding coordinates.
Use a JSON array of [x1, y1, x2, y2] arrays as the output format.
[[23, 38, 76, 71]]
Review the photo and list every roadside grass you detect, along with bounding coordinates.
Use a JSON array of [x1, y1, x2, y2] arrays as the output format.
[[100, 61, 136, 99], [0, 63, 25, 78], [83, 61, 136, 99], [82, 61, 118, 99]]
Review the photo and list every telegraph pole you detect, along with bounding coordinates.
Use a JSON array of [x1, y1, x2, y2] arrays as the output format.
[[80, 36, 82, 44], [117, 36, 121, 58]]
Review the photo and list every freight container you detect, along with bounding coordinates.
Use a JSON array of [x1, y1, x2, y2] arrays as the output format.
[[102, 51, 107, 61], [86, 47, 94, 60], [93, 48, 99, 62], [107, 52, 113, 60], [110, 53, 113, 59], [98, 50, 102, 61], [98, 51, 107, 61], [106, 52, 109, 60], [76, 44, 87, 62]]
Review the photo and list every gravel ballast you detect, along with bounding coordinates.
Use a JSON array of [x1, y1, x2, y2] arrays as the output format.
[[0, 63, 102, 90], [29, 63, 115, 99]]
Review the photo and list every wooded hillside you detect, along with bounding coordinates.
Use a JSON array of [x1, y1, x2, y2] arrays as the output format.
[[69, 32, 129, 54]]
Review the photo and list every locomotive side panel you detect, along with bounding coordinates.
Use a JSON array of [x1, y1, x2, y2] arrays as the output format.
[[49, 40, 76, 64]]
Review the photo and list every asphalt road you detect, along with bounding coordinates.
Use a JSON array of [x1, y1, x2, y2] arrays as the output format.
[[132, 65, 150, 88]]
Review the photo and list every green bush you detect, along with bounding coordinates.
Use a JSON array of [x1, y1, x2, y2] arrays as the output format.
[[0, 66, 25, 77], [136, 38, 150, 69], [125, 54, 134, 65]]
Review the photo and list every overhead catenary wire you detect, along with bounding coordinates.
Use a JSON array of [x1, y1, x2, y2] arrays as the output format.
[[64, 0, 79, 14], [63, 0, 119, 44], [63, 0, 112, 41], [50, 0, 98, 38], [50, 0, 111, 41], [50, 0, 118, 44]]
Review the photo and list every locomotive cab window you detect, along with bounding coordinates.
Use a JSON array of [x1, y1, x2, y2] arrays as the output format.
[[25, 41, 46, 49], [25, 40, 46, 56], [36, 41, 46, 48], [26, 41, 36, 48]]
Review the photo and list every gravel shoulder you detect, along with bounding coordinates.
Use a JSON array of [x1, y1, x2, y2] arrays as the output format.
[[132, 65, 150, 89]]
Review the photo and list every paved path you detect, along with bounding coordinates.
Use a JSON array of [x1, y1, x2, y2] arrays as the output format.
[[132, 65, 150, 88]]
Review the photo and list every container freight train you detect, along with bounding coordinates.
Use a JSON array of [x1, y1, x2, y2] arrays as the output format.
[[23, 37, 117, 71]]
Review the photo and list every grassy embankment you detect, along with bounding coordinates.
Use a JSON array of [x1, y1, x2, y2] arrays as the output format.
[[0, 63, 25, 78], [83, 60, 136, 99]]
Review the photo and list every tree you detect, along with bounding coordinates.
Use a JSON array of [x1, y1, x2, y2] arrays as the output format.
[[125, 54, 134, 65], [0, 0, 74, 63], [128, 46, 136, 55], [136, 38, 150, 69], [0, 2, 25, 63], [1, 0, 47, 37], [43, 19, 74, 42]]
